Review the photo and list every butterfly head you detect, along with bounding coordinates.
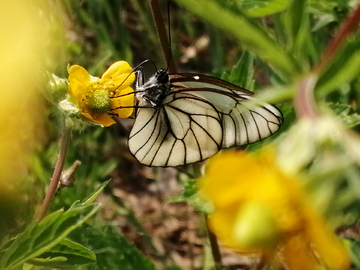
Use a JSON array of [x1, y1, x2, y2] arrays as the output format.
[[136, 69, 170, 107], [155, 69, 169, 84]]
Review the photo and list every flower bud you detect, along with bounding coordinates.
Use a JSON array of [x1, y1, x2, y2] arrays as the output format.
[[45, 72, 69, 104]]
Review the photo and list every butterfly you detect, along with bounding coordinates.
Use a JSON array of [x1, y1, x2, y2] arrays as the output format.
[[124, 68, 283, 167]]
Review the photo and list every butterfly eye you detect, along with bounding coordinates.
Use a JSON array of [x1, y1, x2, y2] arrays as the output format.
[[156, 70, 169, 84]]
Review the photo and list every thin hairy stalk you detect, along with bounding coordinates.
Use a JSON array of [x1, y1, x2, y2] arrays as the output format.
[[37, 124, 71, 220], [294, 74, 318, 118]]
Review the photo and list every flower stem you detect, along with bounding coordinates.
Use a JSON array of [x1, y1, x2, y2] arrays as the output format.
[[206, 217, 223, 270], [37, 124, 71, 220], [294, 73, 319, 118]]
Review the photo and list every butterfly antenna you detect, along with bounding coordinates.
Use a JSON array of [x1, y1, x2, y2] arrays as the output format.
[[133, 59, 158, 73], [165, 1, 172, 73], [150, 0, 177, 73]]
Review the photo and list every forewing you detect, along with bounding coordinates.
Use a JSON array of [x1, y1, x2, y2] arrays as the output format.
[[128, 92, 222, 167], [170, 74, 283, 148]]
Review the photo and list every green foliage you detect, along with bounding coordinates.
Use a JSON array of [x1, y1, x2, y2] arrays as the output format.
[[68, 224, 158, 270], [316, 30, 360, 94], [170, 176, 213, 213], [329, 103, 360, 128], [345, 238, 360, 268], [0, 204, 99, 270], [175, 0, 299, 77], [221, 51, 255, 90], [237, 0, 290, 17], [28, 238, 96, 268]]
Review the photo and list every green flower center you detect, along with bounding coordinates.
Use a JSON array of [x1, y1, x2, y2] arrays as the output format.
[[86, 89, 112, 114]]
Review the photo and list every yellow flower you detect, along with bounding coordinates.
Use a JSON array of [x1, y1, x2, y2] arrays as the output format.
[[199, 149, 350, 270], [68, 61, 135, 127]]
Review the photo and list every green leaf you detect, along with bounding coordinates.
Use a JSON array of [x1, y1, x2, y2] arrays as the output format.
[[282, 0, 305, 45], [1, 203, 99, 270], [282, 0, 309, 60], [328, 104, 360, 128], [343, 238, 360, 267], [328, 103, 351, 116], [238, 0, 290, 17], [68, 224, 159, 270], [69, 180, 111, 209], [29, 238, 96, 268], [81, 179, 111, 205], [174, 0, 299, 78], [22, 264, 34, 270], [221, 51, 255, 90], [170, 177, 213, 214], [341, 114, 360, 128], [318, 52, 360, 95]]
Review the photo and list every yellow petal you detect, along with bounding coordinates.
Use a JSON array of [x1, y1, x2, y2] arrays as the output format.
[[200, 151, 275, 208], [68, 65, 90, 98], [280, 234, 318, 270], [305, 209, 350, 270], [80, 112, 115, 127], [111, 86, 134, 118], [80, 112, 94, 121], [208, 206, 239, 248], [101, 61, 135, 91]]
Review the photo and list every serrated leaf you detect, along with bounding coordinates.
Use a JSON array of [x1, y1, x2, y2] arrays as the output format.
[[328, 103, 351, 116], [29, 238, 96, 268], [1, 203, 99, 270], [328, 103, 360, 128], [68, 224, 159, 270], [341, 114, 360, 128]]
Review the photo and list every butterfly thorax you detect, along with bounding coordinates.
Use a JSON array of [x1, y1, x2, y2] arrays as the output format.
[[137, 69, 170, 108]]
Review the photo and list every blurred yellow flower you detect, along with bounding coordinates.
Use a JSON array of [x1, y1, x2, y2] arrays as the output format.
[[68, 61, 135, 127], [199, 149, 350, 270], [0, 0, 64, 237]]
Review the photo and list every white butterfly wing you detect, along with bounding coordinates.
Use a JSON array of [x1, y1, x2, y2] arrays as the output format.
[[128, 92, 222, 167], [170, 74, 283, 148]]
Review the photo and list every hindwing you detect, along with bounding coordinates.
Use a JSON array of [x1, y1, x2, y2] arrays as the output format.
[[128, 92, 222, 167]]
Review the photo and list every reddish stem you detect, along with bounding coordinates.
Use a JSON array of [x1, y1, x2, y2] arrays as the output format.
[[37, 125, 71, 220], [294, 74, 319, 118], [315, 4, 360, 74]]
